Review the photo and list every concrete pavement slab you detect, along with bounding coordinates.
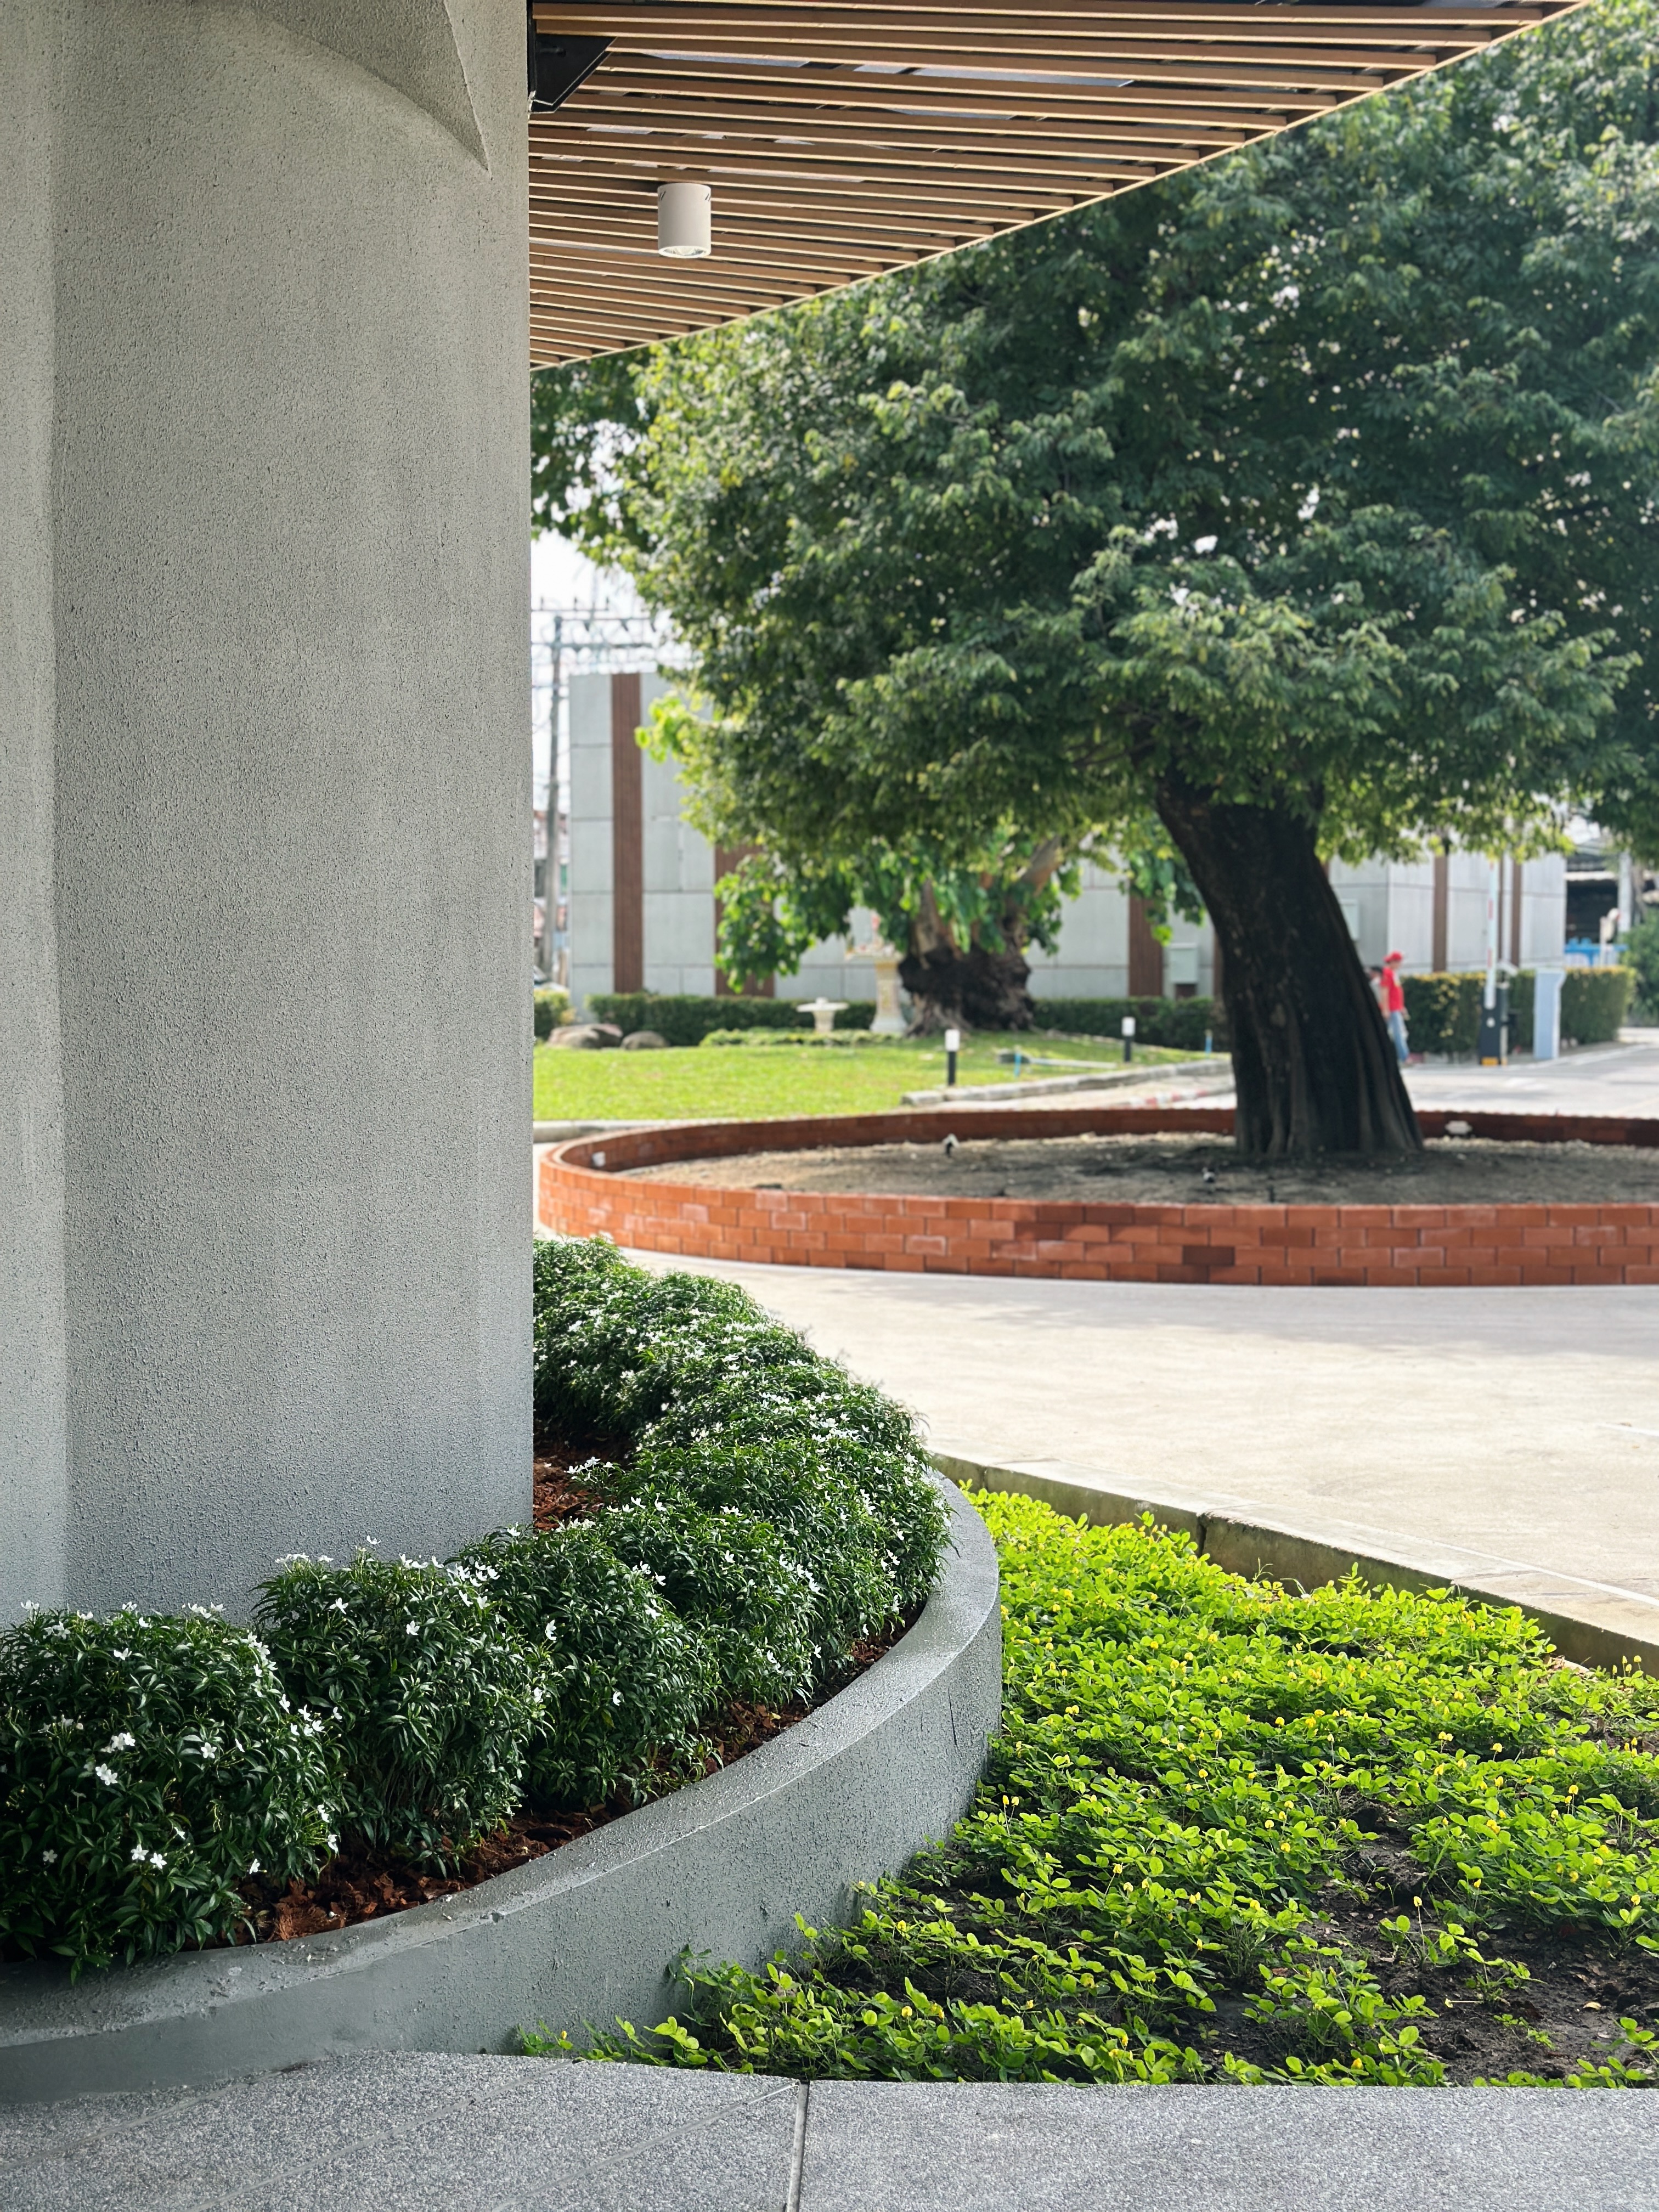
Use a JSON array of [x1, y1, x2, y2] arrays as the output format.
[[0, 2053, 800, 2212], [798, 2079, 1659, 2212], [626, 1259, 1659, 1652]]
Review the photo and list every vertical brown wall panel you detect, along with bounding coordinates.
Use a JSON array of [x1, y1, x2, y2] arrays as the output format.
[[611, 672, 644, 994], [1510, 858, 1525, 968], [1432, 853, 1449, 972], [1127, 896, 1163, 998], [713, 843, 774, 997]]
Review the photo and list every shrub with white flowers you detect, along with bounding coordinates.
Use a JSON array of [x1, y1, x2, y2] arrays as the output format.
[[0, 1605, 335, 1977], [455, 1523, 715, 1808], [532, 1238, 949, 1660], [595, 1493, 817, 1709], [4, 1237, 952, 1974], [255, 1553, 541, 1867]]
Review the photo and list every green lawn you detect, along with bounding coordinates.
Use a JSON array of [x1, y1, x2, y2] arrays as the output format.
[[533, 1034, 1198, 1123]]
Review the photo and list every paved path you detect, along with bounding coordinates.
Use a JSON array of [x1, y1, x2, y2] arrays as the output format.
[[5, 2052, 1655, 2210], [632, 1252, 1659, 1650]]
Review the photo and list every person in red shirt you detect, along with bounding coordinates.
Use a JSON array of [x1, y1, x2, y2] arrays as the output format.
[[1379, 951, 1409, 1064]]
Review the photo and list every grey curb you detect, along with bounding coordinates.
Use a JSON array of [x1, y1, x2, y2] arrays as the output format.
[[8, 2056, 1659, 2212], [0, 1480, 1000, 2105], [937, 1451, 1659, 1675]]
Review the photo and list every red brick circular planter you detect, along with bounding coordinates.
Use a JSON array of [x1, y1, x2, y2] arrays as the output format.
[[537, 1104, 1659, 1288]]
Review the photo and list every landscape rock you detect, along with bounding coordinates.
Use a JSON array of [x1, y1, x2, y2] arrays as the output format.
[[620, 1030, 670, 1051], [548, 1024, 623, 1051]]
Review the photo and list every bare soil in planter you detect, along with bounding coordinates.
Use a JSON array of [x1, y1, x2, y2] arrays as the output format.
[[238, 1433, 912, 1946], [625, 1132, 1659, 1208]]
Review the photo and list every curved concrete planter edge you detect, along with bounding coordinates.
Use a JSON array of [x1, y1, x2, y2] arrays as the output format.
[[0, 1480, 1000, 2104]]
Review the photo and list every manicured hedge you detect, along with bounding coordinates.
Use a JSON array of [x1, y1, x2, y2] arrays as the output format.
[[1402, 968, 1635, 1055], [587, 992, 875, 1046], [1562, 966, 1636, 1044], [1, 1243, 948, 1973], [580, 1493, 1659, 2089], [534, 987, 571, 1041], [1030, 996, 1226, 1053]]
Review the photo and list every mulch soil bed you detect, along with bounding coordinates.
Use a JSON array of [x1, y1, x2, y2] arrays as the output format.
[[623, 1131, 1659, 1208], [236, 1433, 911, 1947]]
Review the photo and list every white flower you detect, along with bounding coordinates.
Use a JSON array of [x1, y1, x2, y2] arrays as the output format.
[[94, 1763, 119, 1786], [1192, 535, 1218, 555], [404, 1622, 419, 1637], [105, 1731, 136, 1752], [112, 1648, 131, 1660], [149, 1851, 166, 1870], [248, 1857, 261, 1875], [41, 1848, 57, 1865], [325, 1832, 339, 1853], [611, 1690, 623, 1706], [330, 1598, 348, 1613], [131, 1844, 148, 1863]]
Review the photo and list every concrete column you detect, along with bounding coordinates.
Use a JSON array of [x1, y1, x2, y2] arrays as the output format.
[[3, 0, 531, 1618]]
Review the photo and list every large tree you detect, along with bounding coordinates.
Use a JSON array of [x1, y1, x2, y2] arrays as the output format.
[[534, 0, 1659, 1153]]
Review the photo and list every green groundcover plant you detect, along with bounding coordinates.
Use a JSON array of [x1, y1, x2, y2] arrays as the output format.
[[555, 1494, 1659, 2087], [0, 1240, 950, 1974], [0, 1606, 336, 1974]]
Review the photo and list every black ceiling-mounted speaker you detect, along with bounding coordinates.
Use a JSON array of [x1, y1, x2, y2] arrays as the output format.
[[527, 9, 610, 113]]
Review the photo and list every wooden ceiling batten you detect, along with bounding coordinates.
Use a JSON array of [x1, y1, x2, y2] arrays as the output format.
[[524, 0, 1580, 361]]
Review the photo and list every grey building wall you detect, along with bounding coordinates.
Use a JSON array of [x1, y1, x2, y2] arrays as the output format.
[[563, 681, 1566, 1018], [4, 0, 531, 1621], [0, 7, 69, 1621]]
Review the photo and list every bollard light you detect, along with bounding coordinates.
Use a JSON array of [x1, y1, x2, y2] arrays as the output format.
[[658, 182, 712, 258], [944, 1026, 961, 1088], [1121, 1014, 1136, 1064]]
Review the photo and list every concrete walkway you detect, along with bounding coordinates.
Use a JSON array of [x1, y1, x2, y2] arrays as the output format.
[[578, 1034, 1659, 1652], [5, 2052, 1655, 2210], [633, 1255, 1659, 1651]]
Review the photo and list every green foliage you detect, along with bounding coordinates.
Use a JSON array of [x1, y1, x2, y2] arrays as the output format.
[[572, 1493, 1659, 2086], [532, 0, 1659, 900], [534, 988, 571, 1041], [1401, 967, 1634, 1054], [599, 1498, 819, 1710], [1400, 973, 1486, 1058], [1564, 966, 1637, 1045], [698, 1028, 896, 1050], [1031, 998, 1224, 1054], [583, 992, 873, 1047], [256, 1553, 540, 1869], [531, 1239, 949, 1675], [1629, 910, 1659, 1018], [6, 1244, 951, 1971], [0, 1605, 335, 1976], [454, 1523, 715, 1809]]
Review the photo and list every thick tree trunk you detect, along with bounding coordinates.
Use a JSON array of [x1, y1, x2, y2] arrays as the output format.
[[899, 940, 1035, 1031], [1155, 774, 1421, 1158]]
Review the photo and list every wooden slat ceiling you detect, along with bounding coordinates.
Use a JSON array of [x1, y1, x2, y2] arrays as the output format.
[[527, 1, 1578, 365]]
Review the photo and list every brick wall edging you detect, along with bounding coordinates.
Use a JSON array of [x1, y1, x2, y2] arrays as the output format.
[[537, 1105, 1659, 1288]]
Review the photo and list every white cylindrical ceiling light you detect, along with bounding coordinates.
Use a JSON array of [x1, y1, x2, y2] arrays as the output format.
[[657, 181, 712, 258]]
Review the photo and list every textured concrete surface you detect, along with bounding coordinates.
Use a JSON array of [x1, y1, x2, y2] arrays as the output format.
[[1407, 1035, 1659, 1120], [0, 1482, 998, 2103], [5, 2058, 1656, 2211], [4, 0, 532, 1622], [0, 2053, 800, 2212], [0, 0, 68, 1626], [799, 2079, 1659, 2211], [627, 1260, 1659, 1652]]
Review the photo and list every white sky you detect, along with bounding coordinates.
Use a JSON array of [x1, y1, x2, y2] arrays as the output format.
[[528, 531, 650, 811]]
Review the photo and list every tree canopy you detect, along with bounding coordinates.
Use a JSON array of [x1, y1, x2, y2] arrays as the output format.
[[533, 0, 1659, 1143]]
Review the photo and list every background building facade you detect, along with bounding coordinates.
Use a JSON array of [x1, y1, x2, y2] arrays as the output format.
[[567, 673, 1569, 1016]]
